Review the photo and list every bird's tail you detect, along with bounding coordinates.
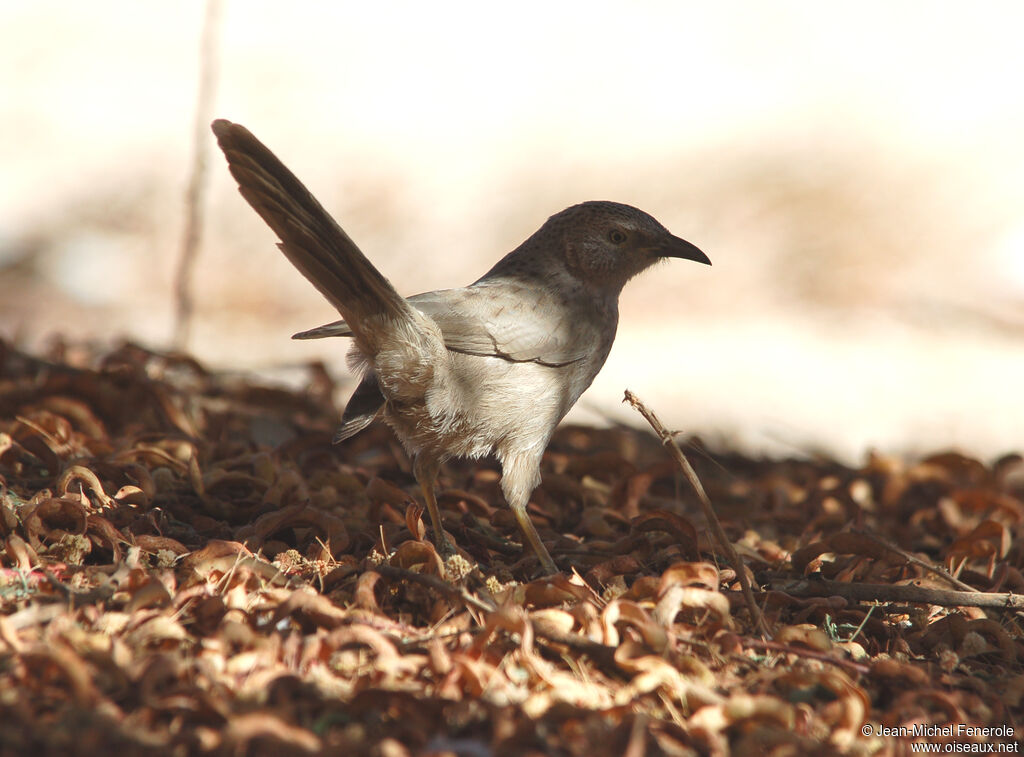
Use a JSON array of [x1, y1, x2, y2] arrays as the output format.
[[211, 119, 419, 358]]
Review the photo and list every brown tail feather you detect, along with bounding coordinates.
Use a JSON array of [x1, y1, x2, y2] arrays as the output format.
[[211, 119, 414, 356]]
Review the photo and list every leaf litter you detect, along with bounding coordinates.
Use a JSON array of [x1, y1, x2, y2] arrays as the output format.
[[0, 338, 1021, 755]]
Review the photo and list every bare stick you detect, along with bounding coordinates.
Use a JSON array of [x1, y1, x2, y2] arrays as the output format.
[[774, 578, 1024, 609], [623, 390, 769, 636], [850, 528, 977, 592], [172, 0, 222, 349]]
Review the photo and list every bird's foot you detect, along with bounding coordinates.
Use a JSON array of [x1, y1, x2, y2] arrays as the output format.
[[432, 530, 457, 559]]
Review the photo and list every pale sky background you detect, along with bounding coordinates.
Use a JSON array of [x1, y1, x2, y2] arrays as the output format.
[[2, 1, 1023, 462]]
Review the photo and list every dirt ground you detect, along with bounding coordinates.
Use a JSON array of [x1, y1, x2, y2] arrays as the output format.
[[1, 339, 1020, 755]]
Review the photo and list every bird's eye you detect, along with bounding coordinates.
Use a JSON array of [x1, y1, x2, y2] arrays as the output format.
[[608, 229, 626, 244]]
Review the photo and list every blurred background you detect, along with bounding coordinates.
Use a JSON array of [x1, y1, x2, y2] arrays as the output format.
[[2, 1, 1023, 462]]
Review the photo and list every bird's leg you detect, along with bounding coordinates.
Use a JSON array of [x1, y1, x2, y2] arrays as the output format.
[[500, 453, 558, 574], [413, 456, 454, 556], [510, 502, 557, 575]]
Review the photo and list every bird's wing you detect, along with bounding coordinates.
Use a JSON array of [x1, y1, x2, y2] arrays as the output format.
[[412, 287, 593, 366], [335, 372, 385, 441], [294, 287, 594, 366]]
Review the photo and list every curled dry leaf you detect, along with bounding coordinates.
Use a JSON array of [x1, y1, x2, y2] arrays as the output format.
[[125, 614, 188, 648], [326, 624, 420, 680], [180, 539, 283, 586], [654, 561, 731, 628], [946, 519, 1011, 578], [390, 540, 445, 575], [366, 477, 413, 508], [600, 599, 668, 652], [775, 624, 834, 653], [112, 484, 148, 506], [5, 533, 39, 570], [654, 585, 731, 629], [354, 570, 384, 613], [790, 531, 893, 572], [777, 668, 869, 747], [522, 574, 592, 607], [124, 578, 173, 613], [19, 643, 104, 707], [583, 555, 642, 586], [56, 465, 114, 507], [236, 503, 350, 555], [220, 711, 321, 754], [131, 534, 188, 556], [689, 694, 797, 736], [1, 341, 1022, 754], [21, 497, 89, 547], [273, 587, 347, 630], [630, 509, 699, 560], [529, 608, 576, 638]]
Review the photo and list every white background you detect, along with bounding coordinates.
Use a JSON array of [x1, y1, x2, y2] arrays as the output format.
[[3, 1, 1023, 461]]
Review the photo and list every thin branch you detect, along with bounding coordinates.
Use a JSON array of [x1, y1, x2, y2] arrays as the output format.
[[849, 527, 976, 592], [173, 0, 222, 349], [774, 578, 1024, 609], [623, 389, 769, 637]]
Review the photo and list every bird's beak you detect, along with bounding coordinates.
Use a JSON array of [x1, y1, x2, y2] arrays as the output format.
[[660, 235, 711, 266]]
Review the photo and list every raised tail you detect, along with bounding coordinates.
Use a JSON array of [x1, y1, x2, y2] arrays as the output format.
[[212, 119, 415, 357]]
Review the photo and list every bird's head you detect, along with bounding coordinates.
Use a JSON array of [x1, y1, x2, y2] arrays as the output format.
[[553, 201, 710, 291]]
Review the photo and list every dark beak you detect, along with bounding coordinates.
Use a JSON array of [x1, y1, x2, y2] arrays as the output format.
[[660, 235, 711, 266]]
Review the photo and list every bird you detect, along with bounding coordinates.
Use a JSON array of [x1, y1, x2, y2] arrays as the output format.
[[211, 119, 710, 574]]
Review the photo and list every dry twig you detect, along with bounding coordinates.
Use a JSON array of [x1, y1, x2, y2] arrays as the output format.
[[849, 528, 977, 592], [172, 0, 222, 349], [623, 389, 769, 637], [775, 578, 1024, 609]]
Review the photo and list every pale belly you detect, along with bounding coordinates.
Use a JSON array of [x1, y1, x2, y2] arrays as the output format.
[[382, 350, 602, 462]]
